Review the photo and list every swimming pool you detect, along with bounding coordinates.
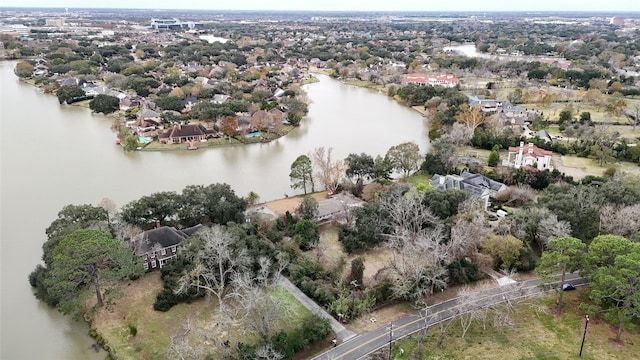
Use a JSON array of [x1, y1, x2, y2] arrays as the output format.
[[138, 137, 151, 143], [246, 132, 260, 138]]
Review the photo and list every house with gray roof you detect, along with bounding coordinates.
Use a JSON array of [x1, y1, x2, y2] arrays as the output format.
[[467, 95, 501, 112], [315, 192, 365, 223], [429, 171, 506, 208], [132, 224, 202, 270]]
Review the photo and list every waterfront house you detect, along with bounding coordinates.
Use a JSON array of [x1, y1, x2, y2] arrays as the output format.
[[430, 171, 506, 208], [158, 122, 216, 144], [132, 224, 202, 270], [315, 192, 365, 223], [131, 118, 162, 138]]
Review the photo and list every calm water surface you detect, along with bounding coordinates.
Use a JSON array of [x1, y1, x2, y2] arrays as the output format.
[[0, 61, 428, 358]]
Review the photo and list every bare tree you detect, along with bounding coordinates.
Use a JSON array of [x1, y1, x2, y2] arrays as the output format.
[[448, 219, 483, 261], [230, 257, 290, 341], [413, 306, 431, 358], [167, 318, 209, 360], [496, 184, 536, 206], [112, 217, 142, 242], [381, 191, 449, 302], [437, 316, 455, 348], [455, 286, 476, 339], [310, 147, 346, 194], [97, 197, 117, 226], [537, 214, 572, 248], [599, 204, 640, 239], [254, 344, 285, 360], [430, 136, 460, 173], [176, 226, 249, 314]]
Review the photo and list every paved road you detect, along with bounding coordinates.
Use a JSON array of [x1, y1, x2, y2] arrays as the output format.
[[312, 273, 587, 360]]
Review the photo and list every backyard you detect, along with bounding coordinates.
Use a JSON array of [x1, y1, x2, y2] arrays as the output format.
[[90, 272, 312, 359]]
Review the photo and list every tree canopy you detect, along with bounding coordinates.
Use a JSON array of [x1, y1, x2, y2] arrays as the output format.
[[345, 152, 375, 182], [580, 235, 640, 343], [89, 94, 120, 114], [289, 155, 314, 195], [56, 85, 86, 104], [536, 237, 586, 312], [386, 142, 422, 177], [43, 229, 142, 318]]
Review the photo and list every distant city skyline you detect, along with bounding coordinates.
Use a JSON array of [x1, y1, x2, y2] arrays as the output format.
[[4, 0, 640, 12]]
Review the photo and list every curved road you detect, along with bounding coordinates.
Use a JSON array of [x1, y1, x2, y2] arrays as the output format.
[[312, 273, 587, 360]]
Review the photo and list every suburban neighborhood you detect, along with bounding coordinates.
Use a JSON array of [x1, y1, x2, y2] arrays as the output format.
[[3, 5, 640, 360]]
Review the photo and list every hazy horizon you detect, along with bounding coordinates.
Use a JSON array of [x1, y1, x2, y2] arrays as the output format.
[[3, 0, 639, 13]]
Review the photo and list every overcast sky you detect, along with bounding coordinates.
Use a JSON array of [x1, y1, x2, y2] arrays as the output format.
[[7, 0, 640, 12]]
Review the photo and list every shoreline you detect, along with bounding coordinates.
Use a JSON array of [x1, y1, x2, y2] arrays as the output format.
[[17, 75, 309, 152], [309, 69, 429, 118]]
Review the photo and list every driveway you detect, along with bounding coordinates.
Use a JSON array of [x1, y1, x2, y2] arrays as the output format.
[[278, 277, 356, 341]]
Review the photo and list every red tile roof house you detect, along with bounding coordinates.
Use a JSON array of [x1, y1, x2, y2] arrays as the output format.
[[158, 123, 217, 144], [132, 224, 202, 270], [505, 142, 553, 170], [402, 73, 459, 87]]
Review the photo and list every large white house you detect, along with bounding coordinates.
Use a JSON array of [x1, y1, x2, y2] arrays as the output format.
[[402, 73, 459, 88], [505, 142, 553, 170]]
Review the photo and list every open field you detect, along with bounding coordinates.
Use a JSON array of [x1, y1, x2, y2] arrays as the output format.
[[556, 155, 640, 177], [519, 101, 636, 124], [391, 288, 640, 360], [91, 272, 312, 359]]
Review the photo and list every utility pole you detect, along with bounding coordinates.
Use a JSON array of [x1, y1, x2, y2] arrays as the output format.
[[579, 315, 589, 357], [388, 323, 393, 360]]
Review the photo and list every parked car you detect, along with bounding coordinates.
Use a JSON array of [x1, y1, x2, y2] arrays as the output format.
[[562, 283, 576, 291]]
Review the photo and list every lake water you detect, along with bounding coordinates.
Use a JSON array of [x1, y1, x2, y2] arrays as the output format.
[[0, 62, 428, 358]]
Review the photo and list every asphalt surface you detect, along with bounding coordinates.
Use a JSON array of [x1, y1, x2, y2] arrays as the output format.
[[312, 273, 587, 360]]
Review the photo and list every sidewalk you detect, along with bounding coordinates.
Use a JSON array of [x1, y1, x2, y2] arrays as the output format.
[[278, 277, 357, 341]]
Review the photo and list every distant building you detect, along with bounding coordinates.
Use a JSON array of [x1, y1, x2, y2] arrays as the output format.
[[610, 16, 625, 26], [45, 19, 65, 27], [0, 24, 30, 37], [467, 95, 501, 112], [402, 73, 459, 88], [150, 18, 196, 30]]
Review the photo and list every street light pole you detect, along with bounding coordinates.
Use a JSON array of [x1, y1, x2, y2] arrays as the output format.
[[579, 315, 590, 357]]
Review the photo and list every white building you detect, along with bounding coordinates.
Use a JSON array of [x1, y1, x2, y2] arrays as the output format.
[[505, 142, 553, 170]]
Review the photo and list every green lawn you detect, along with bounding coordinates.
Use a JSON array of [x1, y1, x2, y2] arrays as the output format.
[[142, 137, 242, 151], [391, 289, 640, 360], [93, 273, 312, 360]]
